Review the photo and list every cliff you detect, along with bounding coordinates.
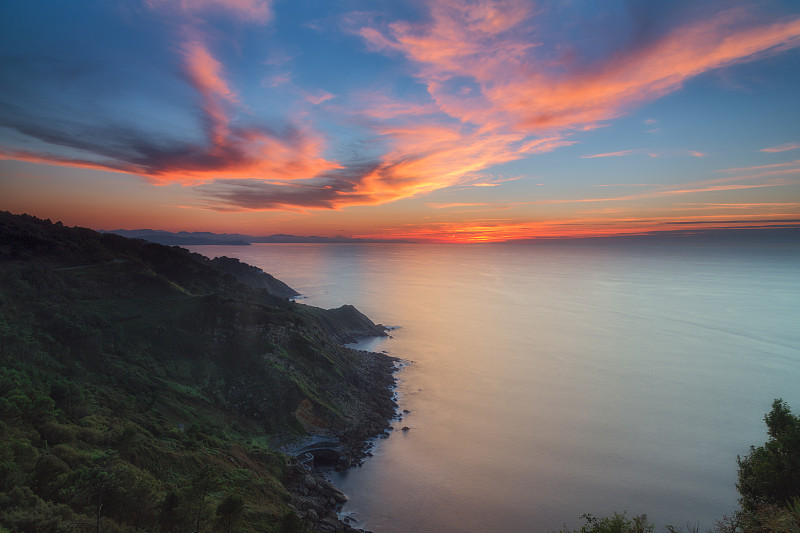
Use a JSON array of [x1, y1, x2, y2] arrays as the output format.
[[0, 211, 395, 533]]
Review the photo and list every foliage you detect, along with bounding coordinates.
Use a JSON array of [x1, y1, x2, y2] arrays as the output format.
[[737, 399, 800, 513], [555, 512, 655, 533], [0, 211, 387, 532], [216, 493, 245, 533], [554, 401, 800, 533]]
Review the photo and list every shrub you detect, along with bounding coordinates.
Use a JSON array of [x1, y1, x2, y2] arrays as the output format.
[[737, 399, 800, 512], [554, 512, 654, 533]]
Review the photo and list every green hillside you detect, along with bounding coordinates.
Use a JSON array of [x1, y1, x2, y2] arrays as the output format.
[[0, 212, 395, 533]]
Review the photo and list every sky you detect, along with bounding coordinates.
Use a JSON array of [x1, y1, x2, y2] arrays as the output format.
[[1, 0, 799, 242]]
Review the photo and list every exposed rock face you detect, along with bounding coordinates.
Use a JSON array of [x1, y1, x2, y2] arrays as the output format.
[[338, 350, 398, 466], [295, 398, 331, 431], [284, 348, 399, 532]]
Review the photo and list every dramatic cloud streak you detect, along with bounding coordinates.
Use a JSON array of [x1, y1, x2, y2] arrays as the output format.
[[334, 0, 800, 211], [358, 2, 800, 133], [1, 0, 799, 238]]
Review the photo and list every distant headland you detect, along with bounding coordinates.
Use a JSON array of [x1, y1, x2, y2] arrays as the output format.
[[105, 229, 417, 246]]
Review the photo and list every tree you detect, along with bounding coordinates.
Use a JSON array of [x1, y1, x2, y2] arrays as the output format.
[[737, 399, 800, 512], [189, 466, 215, 533], [215, 493, 244, 533]]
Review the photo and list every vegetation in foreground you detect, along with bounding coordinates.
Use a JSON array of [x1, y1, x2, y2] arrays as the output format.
[[0, 212, 390, 532], [554, 399, 800, 533]]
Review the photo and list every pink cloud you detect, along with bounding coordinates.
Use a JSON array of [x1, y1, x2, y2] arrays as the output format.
[[145, 0, 272, 23], [716, 160, 800, 173], [581, 149, 641, 159], [4, 1, 800, 214], [761, 142, 800, 153], [344, 1, 800, 208], [305, 90, 335, 105], [359, 3, 800, 136]]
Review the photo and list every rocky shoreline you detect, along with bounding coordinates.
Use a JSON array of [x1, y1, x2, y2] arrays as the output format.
[[283, 346, 400, 532]]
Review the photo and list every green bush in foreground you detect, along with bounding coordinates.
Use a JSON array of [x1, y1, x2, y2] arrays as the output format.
[[737, 399, 800, 513], [557, 399, 800, 533]]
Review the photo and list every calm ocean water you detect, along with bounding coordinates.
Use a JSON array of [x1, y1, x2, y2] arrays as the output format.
[[188, 243, 800, 532]]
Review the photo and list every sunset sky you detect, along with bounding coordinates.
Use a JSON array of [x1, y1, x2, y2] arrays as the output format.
[[2, 0, 799, 242]]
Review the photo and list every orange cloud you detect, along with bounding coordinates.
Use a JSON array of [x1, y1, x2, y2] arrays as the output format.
[[3, 1, 800, 214], [0, 40, 341, 190], [502, 10, 800, 131], [181, 40, 238, 146], [339, 122, 571, 205], [359, 3, 800, 135], [144, 41, 341, 186], [426, 202, 499, 209], [343, 1, 800, 209]]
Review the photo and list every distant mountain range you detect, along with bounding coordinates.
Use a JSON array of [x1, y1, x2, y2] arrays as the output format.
[[105, 229, 416, 245], [105, 225, 799, 246]]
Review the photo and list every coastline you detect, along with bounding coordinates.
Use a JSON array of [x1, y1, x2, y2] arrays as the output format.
[[283, 346, 400, 532]]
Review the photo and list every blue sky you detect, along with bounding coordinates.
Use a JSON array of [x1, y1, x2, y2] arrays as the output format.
[[1, 0, 799, 241]]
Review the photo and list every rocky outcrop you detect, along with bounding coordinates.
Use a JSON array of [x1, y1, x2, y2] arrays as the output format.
[[302, 304, 388, 344], [284, 347, 399, 532], [285, 467, 362, 532]]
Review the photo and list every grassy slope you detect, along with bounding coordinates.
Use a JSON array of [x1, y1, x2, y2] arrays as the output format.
[[0, 212, 386, 533]]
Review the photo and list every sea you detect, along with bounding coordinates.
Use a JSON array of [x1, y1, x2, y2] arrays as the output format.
[[186, 242, 800, 533]]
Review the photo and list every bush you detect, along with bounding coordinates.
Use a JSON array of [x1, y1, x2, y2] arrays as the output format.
[[737, 399, 800, 512], [554, 512, 654, 533]]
